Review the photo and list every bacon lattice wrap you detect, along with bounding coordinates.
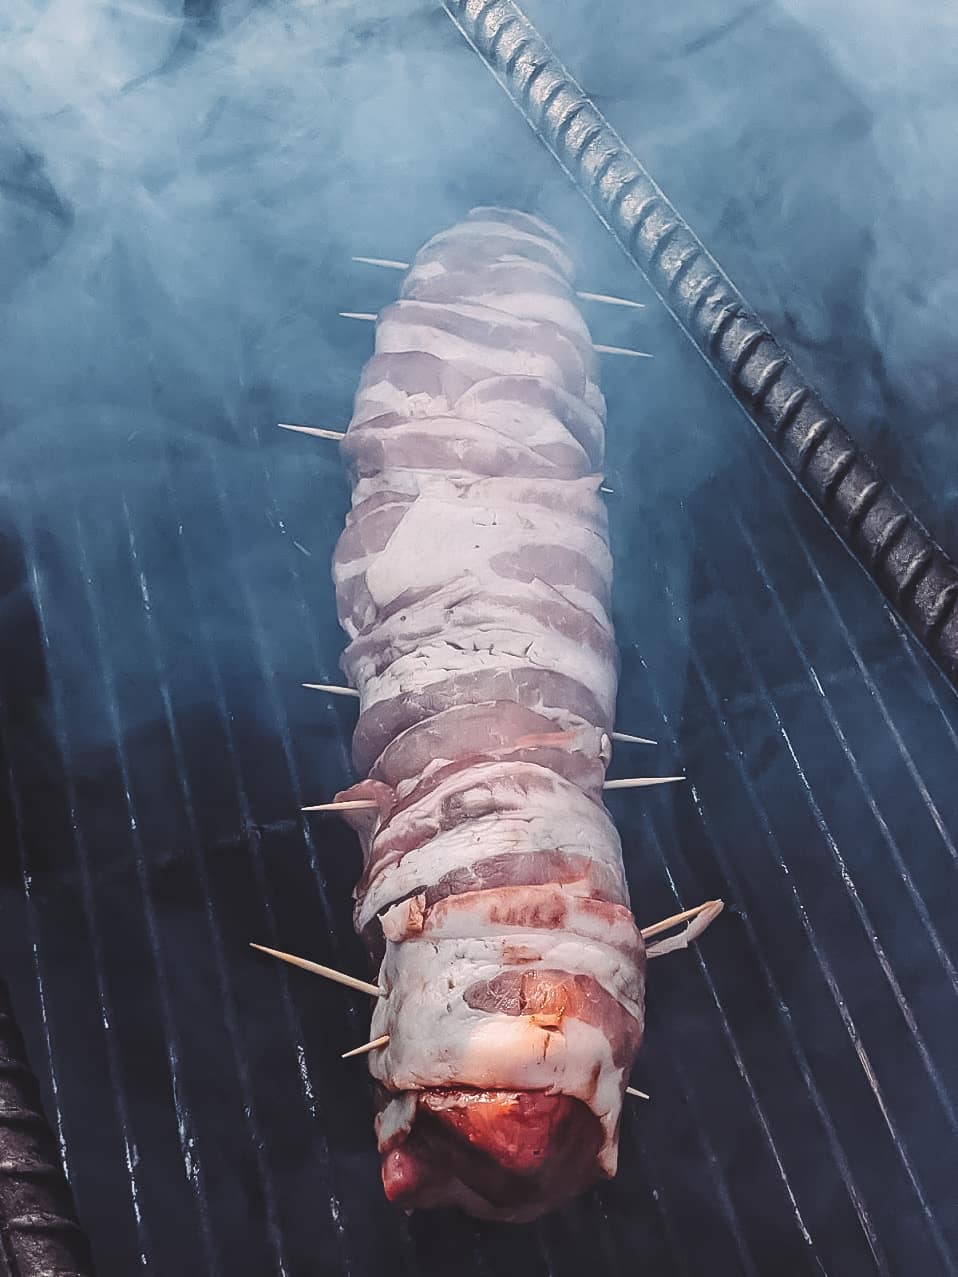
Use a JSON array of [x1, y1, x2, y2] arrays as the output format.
[[332, 208, 646, 1222]]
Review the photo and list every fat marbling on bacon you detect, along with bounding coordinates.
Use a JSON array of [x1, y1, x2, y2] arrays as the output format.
[[331, 207, 646, 1222]]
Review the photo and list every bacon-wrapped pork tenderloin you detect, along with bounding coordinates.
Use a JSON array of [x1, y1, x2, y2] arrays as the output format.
[[331, 208, 645, 1222]]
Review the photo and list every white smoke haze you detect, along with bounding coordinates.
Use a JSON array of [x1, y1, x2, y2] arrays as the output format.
[[0, 0, 515, 748], [0, 0, 955, 743], [781, 0, 958, 484], [525, 0, 958, 529]]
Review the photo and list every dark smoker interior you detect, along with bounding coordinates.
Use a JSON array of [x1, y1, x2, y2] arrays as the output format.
[[0, 2, 956, 1274]]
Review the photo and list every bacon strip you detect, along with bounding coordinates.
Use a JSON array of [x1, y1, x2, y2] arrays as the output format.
[[330, 207, 645, 1221]]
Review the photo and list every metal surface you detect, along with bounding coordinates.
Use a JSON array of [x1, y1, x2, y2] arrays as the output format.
[[0, 981, 94, 1277], [0, 4, 956, 1276], [445, 0, 958, 695]]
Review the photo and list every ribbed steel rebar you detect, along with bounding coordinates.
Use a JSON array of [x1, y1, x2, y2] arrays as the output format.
[[0, 980, 94, 1277], [445, 0, 958, 691]]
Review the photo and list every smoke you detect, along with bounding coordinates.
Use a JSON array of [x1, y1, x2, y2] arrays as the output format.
[[524, 0, 958, 542], [0, 0, 952, 757], [0, 0, 567, 755], [780, 0, 958, 510]]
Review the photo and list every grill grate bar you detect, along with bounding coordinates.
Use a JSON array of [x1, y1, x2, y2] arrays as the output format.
[[696, 515, 958, 1137], [201, 427, 351, 987], [640, 809, 840, 1274], [635, 525, 957, 1273], [628, 835, 772, 1276], [778, 502, 958, 864], [587, 1193, 627, 1277], [530, 1222, 558, 1277], [151, 448, 325, 1276], [246, 416, 355, 874], [116, 489, 292, 1275], [637, 653, 912, 725], [691, 728, 950, 1274], [195, 433, 358, 1270], [252, 433, 354, 781], [19, 513, 151, 1270], [615, 1110, 693, 1277], [630, 650, 893, 1272], [640, 982, 761, 1276], [65, 496, 222, 1275], [693, 646, 953, 1269], [732, 510, 958, 996], [162, 452, 326, 1057]]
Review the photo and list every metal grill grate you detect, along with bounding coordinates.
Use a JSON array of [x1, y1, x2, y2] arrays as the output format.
[[1, 5, 956, 1276]]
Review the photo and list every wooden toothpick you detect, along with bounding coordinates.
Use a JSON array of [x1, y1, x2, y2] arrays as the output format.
[[603, 776, 685, 790], [249, 943, 382, 997], [352, 256, 409, 270], [576, 290, 645, 310], [610, 731, 657, 745], [338, 311, 651, 358], [639, 899, 725, 962], [625, 1086, 650, 1100], [351, 257, 645, 308], [302, 682, 360, 698], [342, 1034, 390, 1059], [640, 900, 722, 941], [302, 800, 380, 813], [594, 344, 653, 359], [304, 779, 685, 816], [277, 423, 345, 441], [304, 777, 685, 816]]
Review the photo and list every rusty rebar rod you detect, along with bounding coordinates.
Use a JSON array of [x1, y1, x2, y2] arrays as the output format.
[[0, 980, 95, 1276]]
